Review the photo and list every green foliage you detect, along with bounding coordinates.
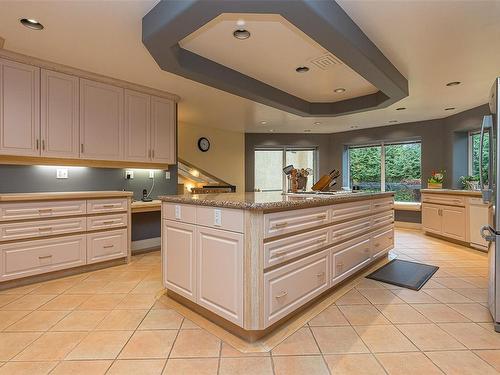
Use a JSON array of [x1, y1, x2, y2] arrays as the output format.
[[471, 133, 489, 183]]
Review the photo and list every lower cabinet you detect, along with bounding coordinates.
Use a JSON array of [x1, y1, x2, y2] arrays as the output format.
[[422, 202, 467, 241], [87, 228, 127, 264], [331, 237, 371, 284], [0, 234, 86, 281], [422, 203, 442, 234]]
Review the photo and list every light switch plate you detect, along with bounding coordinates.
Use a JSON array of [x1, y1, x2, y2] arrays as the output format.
[[56, 168, 68, 179], [175, 205, 181, 220], [214, 209, 222, 226], [149, 170, 155, 179], [125, 170, 134, 179], [165, 171, 171, 180]]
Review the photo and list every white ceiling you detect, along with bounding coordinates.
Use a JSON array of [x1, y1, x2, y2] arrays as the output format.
[[0, 1, 499, 134], [180, 13, 377, 103]]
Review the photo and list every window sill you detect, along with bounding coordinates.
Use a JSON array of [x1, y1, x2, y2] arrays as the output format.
[[394, 202, 421, 211]]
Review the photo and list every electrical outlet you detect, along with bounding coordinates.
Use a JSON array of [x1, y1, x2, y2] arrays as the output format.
[[165, 171, 171, 180], [125, 170, 134, 179], [175, 205, 181, 220], [56, 168, 68, 179], [214, 209, 222, 226], [149, 170, 155, 179]]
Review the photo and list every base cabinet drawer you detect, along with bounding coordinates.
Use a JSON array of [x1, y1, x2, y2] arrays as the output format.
[[422, 194, 465, 207], [264, 206, 329, 238], [264, 250, 329, 327], [87, 199, 128, 214], [0, 217, 86, 241], [0, 200, 86, 221], [87, 228, 127, 264], [330, 216, 371, 244], [331, 237, 371, 283], [87, 213, 127, 231], [372, 227, 394, 258], [0, 235, 86, 281], [331, 200, 371, 223], [371, 210, 394, 229]]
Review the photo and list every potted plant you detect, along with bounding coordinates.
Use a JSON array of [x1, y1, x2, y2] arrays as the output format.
[[427, 170, 445, 189], [459, 175, 480, 190]]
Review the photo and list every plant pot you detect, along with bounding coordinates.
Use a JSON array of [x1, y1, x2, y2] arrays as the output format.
[[427, 182, 443, 189]]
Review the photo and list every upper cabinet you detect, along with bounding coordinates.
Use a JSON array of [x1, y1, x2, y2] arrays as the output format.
[[41, 69, 79, 158], [124, 89, 151, 162], [151, 96, 176, 164], [0, 59, 40, 156], [80, 79, 124, 161]]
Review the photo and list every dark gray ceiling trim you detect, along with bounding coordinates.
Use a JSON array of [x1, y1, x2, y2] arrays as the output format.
[[142, 0, 408, 117]]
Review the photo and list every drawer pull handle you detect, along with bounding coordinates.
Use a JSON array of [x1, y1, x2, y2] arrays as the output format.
[[275, 291, 288, 299], [38, 255, 52, 260], [38, 208, 53, 213], [38, 227, 52, 231], [102, 221, 116, 225], [316, 214, 327, 219], [388, 236, 394, 240], [273, 222, 288, 229], [103, 244, 115, 249], [102, 204, 116, 208], [316, 272, 325, 278], [275, 250, 288, 257], [337, 263, 343, 269]]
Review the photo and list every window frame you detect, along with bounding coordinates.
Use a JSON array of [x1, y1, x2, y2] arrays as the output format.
[[468, 130, 480, 177]]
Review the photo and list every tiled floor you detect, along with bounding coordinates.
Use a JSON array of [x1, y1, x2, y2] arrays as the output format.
[[0, 229, 499, 374]]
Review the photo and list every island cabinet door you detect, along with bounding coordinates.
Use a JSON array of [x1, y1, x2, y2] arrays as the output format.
[[422, 203, 442, 235], [163, 220, 196, 301], [196, 226, 244, 326], [442, 206, 467, 241]]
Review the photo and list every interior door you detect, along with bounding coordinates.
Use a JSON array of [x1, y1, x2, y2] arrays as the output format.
[[124, 89, 151, 162], [151, 96, 175, 164], [421, 203, 442, 234]]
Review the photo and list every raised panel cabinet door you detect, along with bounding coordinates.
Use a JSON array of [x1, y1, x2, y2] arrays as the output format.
[[163, 220, 196, 301], [79, 78, 123, 160], [442, 206, 467, 241], [124, 89, 151, 162], [151, 96, 175, 164], [422, 203, 442, 235], [41, 69, 79, 158], [0, 58, 40, 156], [196, 226, 244, 325]]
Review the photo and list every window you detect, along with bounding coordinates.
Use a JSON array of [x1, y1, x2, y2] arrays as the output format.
[[348, 141, 421, 202], [469, 131, 489, 182], [254, 147, 317, 191]]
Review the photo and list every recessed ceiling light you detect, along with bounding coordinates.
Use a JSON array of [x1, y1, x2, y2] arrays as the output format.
[[295, 66, 310, 73], [445, 107, 456, 111], [389, 120, 398, 123], [20, 18, 44, 30], [446, 81, 461, 86], [259, 121, 267, 125], [334, 88, 346, 93], [304, 129, 311, 132], [313, 121, 321, 125], [233, 29, 250, 40], [396, 107, 406, 111], [269, 129, 275, 132]]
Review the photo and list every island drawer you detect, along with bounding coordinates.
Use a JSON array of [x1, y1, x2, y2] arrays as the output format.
[[264, 250, 329, 327], [196, 206, 244, 233], [372, 197, 394, 212], [87, 213, 128, 231], [163, 203, 196, 224], [87, 199, 128, 214], [264, 206, 329, 238], [422, 193, 465, 207], [87, 228, 127, 264], [0, 200, 86, 222], [331, 236, 371, 283], [0, 217, 86, 242], [330, 200, 372, 223], [330, 216, 371, 244], [264, 227, 329, 268], [372, 226, 394, 258], [0, 234, 86, 281], [371, 210, 394, 229]]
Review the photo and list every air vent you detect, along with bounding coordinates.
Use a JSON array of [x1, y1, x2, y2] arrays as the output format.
[[309, 54, 342, 70]]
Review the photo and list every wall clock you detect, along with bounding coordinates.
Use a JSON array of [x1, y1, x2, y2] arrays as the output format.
[[197, 137, 210, 152]]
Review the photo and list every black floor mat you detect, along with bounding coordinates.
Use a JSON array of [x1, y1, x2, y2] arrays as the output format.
[[366, 259, 439, 291]]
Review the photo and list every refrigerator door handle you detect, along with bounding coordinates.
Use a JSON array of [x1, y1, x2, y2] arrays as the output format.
[[480, 115, 493, 203], [480, 225, 496, 242]]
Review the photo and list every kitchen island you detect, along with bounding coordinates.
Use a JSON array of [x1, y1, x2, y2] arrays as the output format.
[[160, 191, 394, 340]]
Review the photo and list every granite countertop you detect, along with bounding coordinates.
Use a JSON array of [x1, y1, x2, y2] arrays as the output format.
[[420, 189, 482, 197], [159, 191, 394, 211], [0, 191, 134, 202]]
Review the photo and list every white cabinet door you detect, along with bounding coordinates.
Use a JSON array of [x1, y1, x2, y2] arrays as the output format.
[[40, 69, 79, 158], [196, 226, 243, 325], [442, 206, 467, 241], [0, 58, 40, 156], [79, 78, 123, 160], [151, 96, 175, 164], [124, 89, 151, 162], [422, 203, 442, 235], [163, 220, 196, 301]]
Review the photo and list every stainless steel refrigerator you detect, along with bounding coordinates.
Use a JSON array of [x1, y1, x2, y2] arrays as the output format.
[[480, 77, 500, 332]]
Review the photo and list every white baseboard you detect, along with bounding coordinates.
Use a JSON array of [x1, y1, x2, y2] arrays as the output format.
[[131, 237, 160, 253], [395, 221, 422, 230]]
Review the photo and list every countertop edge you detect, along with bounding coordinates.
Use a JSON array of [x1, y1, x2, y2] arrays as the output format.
[[0, 191, 134, 202], [420, 189, 482, 197]]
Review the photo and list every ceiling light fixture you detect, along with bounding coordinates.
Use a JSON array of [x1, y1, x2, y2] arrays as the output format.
[[446, 81, 461, 87], [20, 18, 44, 30], [445, 107, 456, 111], [259, 121, 267, 125], [295, 66, 310, 73], [236, 19, 246, 27], [334, 88, 346, 93], [396, 107, 406, 111], [269, 129, 275, 132], [233, 29, 250, 40]]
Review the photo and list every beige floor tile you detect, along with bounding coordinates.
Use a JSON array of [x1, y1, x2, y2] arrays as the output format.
[[131, 281, 164, 294], [356, 279, 387, 289], [461, 277, 489, 288], [0, 332, 41, 361], [448, 303, 493, 322], [119, 330, 177, 359], [37, 294, 90, 310], [51, 310, 109, 331], [13, 331, 86, 360], [396, 324, 464, 351], [311, 326, 369, 354], [272, 327, 320, 355], [335, 289, 370, 305], [425, 350, 498, 375], [411, 303, 470, 323], [453, 288, 488, 303], [95, 309, 147, 330], [339, 305, 391, 325], [424, 288, 474, 303], [392, 289, 439, 304], [116, 294, 157, 309], [474, 350, 500, 372], [50, 360, 112, 375], [163, 358, 219, 375], [308, 304, 350, 326], [219, 357, 273, 375], [76, 294, 126, 310], [0, 294, 22, 308], [107, 359, 166, 375], [138, 309, 183, 330], [376, 352, 444, 375], [433, 277, 475, 289], [0, 361, 57, 375], [66, 330, 133, 360], [98, 281, 139, 294], [180, 319, 200, 329], [220, 343, 270, 357], [375, 304, 430, 324], [0, 284, 40, 295], [438, 322, 500, 349], [353, 325, 418, 353], [64, 280, 108, 294], [324, 353, 385, 374], [273, 355, 329, 375], [358, 289, 405, 304], [5, 310, 68, 331], [1, 294, 56, 310], [421, 280, 448, 289], [0, 310, 31, 330], [29, 279, 78, 294], [170, 329, 220, 358]]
